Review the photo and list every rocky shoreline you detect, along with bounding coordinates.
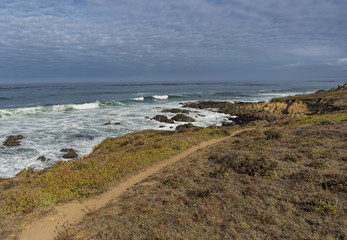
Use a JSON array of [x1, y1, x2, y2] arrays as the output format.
[[3, 83, 346, 168], [182, 83, 347, 125], [0, 83, 346, 239]]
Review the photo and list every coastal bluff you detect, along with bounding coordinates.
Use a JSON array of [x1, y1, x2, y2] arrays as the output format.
[[183, 83, 347, 124]]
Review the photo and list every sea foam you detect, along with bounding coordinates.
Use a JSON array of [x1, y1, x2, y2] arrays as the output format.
[[132, 97, 144, 101], [153, 95, 169, 100]]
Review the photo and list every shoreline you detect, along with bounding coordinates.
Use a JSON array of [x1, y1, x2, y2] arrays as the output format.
[[0, 82, 340, 178], [2, 83, 347, 180], [0, 83, 346, 239]]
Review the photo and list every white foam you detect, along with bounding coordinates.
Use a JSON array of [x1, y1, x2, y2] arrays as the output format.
[[0, 106, 46, 118], [132, 97, 144, 101], [70, 102, 100, 110], [0, 102, 102, 118], [153, 95, 169, 100]]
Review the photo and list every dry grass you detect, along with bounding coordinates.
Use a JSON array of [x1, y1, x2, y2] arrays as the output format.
[[0, 126, 237, 239], [56, 118, 347, 240]]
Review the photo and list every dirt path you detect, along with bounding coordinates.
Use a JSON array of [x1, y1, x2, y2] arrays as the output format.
[[19, 129, 246, 240]]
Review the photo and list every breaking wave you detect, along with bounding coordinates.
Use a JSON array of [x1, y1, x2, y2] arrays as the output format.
[[0, 101, 113, 118]]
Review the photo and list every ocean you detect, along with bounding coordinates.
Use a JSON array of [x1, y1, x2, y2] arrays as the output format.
[[0, 80, 342, 178]]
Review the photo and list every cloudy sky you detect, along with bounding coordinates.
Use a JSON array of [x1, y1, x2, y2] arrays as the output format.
[[0, 0, 346, 83]]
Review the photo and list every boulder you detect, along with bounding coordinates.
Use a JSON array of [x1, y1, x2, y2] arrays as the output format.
[[104, 122, 111, 126], [3, 135, 25, 147], [153, 115, 174, 124], [37, 156, 46, 161], [114, 122, 121, 125], [171, 114, 195, 122], [162, 108, 191, 114], [60, 148, 78, 159]]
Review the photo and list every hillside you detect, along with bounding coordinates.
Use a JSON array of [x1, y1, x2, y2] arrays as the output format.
[[58, 119, 347, 240], [55, 84, 347, 240]]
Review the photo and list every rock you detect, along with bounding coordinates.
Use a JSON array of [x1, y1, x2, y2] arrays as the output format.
[[286, 101, 309, 115], [171, 114, 195, 122], [37, 156, 46, 161], [60, 148, 78, 159], [114, 122, 121, 125], [176, 123, 196, 131], [161, 108, 191, 114], [152, 115, 174, 123], [221, 121, 234, 127], [3, 135, 25, 147], [337, 83, 347, 90], [104, 122, 111, 125], [75, 134, 94, 140], [159, 125, 165, 128]]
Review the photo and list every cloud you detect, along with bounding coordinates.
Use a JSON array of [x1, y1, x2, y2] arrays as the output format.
[[0, 0, 346, 81]]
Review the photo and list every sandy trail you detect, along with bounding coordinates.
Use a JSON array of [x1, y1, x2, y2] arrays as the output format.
[[19, 129, 246, 240]]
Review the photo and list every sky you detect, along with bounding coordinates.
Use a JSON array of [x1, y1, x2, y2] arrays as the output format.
[[0, 0, 347, 83]]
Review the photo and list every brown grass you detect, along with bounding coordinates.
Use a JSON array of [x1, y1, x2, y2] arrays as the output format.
[[56, 119, 347, 240], [0, 126, 238, 239]]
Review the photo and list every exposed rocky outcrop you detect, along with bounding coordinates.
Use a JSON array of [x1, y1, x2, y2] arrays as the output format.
[[336, 83, 347, 91], [161, 108, 191, 114], [183, 83, 347, 125], [60, 148, 78, 159], [171, 114, 195, 122], [182, 101, 289, 124], [152, 115, 174, 124], [271, 84, 347, 114], [3, 135, 25, 147]]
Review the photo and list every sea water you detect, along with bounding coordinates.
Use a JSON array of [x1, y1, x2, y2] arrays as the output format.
[[0, 80, 342, 178]]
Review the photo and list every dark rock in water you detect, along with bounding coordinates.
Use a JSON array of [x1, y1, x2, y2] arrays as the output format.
[[37, 156, 46, 161], [104, 122, 111, 125], [75, 134, 94, 140], [221, 121, 234, 127], [114, 122, 121, 125], [176, 123, 196, 131], [159, 125, 165, 128], [171, 114, 195, 122], [153, 115, 174, 124], [162, 108, 191, 114], [3, 135, 25, 147], [60, 148, 78, 159]]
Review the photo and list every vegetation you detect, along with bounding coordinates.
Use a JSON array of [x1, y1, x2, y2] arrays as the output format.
[[0, 126, 237, 238], [274, 111, 347, 125], [56, 116, 347, 240], [0, 85, 346, 239]]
